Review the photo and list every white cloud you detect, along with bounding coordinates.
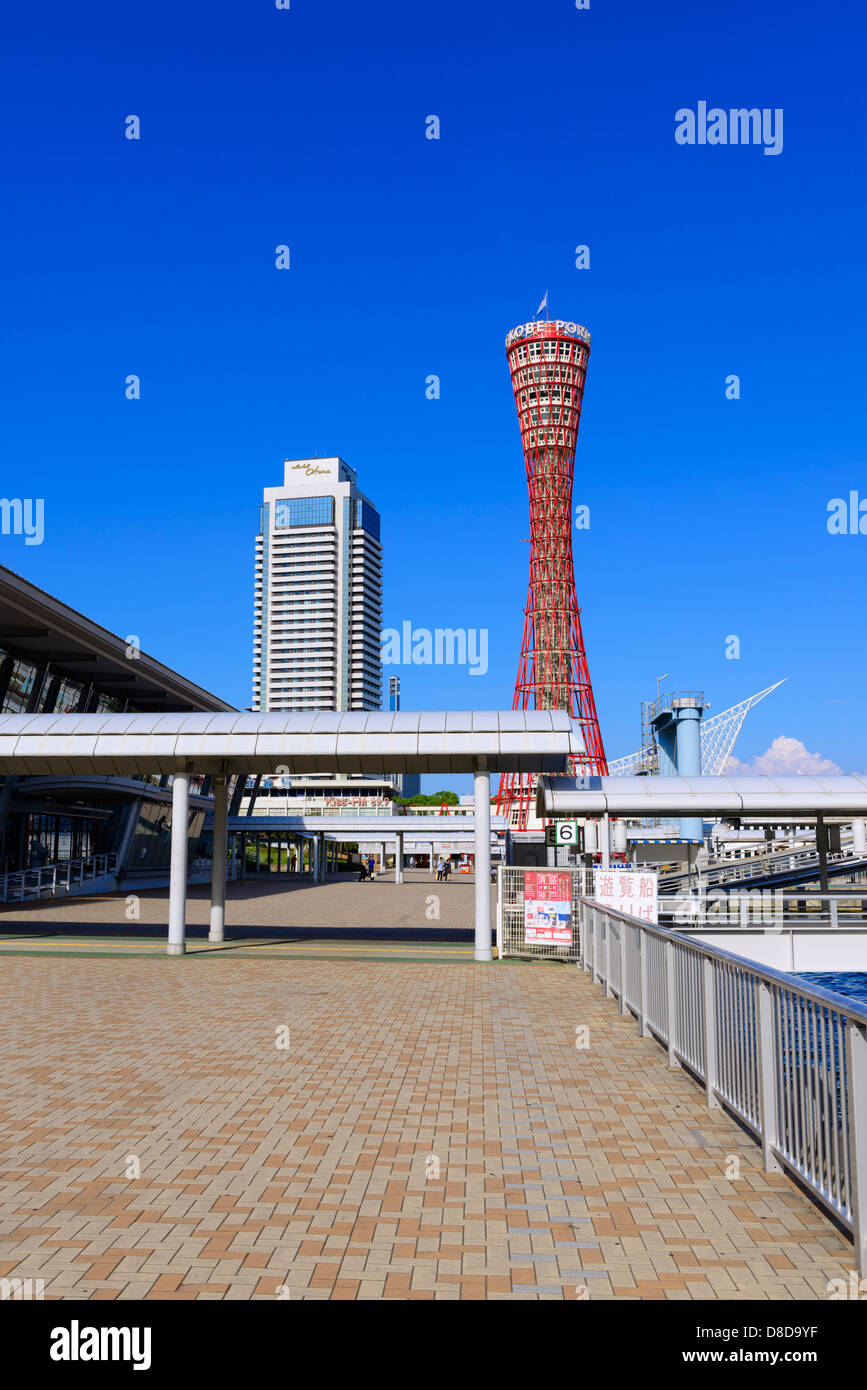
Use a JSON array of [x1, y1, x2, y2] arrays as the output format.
[[725, 736, 843, 777]]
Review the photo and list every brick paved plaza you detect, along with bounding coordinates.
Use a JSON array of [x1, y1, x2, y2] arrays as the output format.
[[0, 877, 855, 1301], [0, 870, 484, 941]]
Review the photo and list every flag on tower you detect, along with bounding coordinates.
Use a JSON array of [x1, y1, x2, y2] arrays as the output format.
[[535, 290, 548, 319]]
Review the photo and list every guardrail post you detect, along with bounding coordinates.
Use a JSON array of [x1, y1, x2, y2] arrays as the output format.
[[638, 928, 648, 1036], [830, 897, 839, 929], [619, 922, 627, 1015], [604, 914, 611, 999], [756, 980, 783, 1174], [496, 866, 504, 959], [847, 1022, 867, 1279], [665, 939, 679, 1067], [576, 894, 584, 971], [702, 957, 721, 1108], [591, 908, 599, 985]]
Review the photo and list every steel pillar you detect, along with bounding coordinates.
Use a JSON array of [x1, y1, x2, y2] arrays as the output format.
[[474, 768, 492, 962], [395, 832, 403, 884], [816, 817, 830, 892], [208, 775, 228, 943], [167, 772, 190, 956]]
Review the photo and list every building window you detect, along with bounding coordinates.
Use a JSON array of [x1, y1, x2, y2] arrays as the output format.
[[3, 658, 37, 713], [353, 500, 381, 540], [274, 496, 335, 529]]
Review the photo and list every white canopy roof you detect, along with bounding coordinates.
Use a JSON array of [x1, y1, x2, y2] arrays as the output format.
[[536, 774, 867, 820], [0, 710, 585, 777]]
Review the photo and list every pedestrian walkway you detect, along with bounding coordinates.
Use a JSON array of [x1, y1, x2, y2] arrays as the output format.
[[0, 952, 852, 1299], [0, 872, 491, 962], [0, 870, 486, 936]]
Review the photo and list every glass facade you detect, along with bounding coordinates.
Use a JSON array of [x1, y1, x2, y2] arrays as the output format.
[[127, 801, 205, 872], [25, 813, 102, 867], [4, 657, 38, 713], [354, 499, 380, 540], [274, 496, 334, 529], [38, 675, 84, 713], [0, 582, 231, 879]]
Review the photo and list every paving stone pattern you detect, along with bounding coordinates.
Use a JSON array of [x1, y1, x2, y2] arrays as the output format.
[[0, 951, 852, 1300]]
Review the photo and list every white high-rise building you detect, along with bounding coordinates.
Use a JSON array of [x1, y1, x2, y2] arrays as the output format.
[[252, 457, 383, 712]]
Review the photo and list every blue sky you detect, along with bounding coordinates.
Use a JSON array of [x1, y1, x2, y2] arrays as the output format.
[[1, 0, 865, 789]]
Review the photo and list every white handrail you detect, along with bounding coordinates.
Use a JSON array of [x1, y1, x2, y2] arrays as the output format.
[[0, 853, 118, 904], [580, 896, 867, 1275]]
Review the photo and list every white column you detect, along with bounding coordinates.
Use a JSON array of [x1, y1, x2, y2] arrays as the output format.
[[601, 812, 610, 870], [853, 819, 867, 855], [816, 817, 830, 892], [395, 833, 403, 884], [473, 768, 492, 962], [167, 772, 190, 956], [430, 841, 435, 875], [208, 776, 228, 943]]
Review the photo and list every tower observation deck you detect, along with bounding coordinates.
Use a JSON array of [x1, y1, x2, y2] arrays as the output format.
[[496, 314, 607, 829]]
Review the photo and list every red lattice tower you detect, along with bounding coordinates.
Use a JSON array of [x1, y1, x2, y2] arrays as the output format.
[[496, 313, 607, 829]]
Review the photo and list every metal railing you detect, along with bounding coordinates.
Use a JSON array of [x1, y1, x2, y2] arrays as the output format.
[[660, 846, 860, 892], [579, 897, 867, 1274], [660, 889, 867, 929], [497, 866, 594, 961], [0, 853, 119, 904]]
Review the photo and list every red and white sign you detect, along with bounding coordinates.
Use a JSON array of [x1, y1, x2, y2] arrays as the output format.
[[593, 869, 658, 923], [524, 870, 572, 945]]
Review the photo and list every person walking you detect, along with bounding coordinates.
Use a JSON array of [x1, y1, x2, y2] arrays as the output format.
[[442, 856, 451, 882]]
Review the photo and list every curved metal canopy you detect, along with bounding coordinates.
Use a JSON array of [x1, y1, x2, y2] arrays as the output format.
[[0, 710, 586, 777], [536, 774, 867, 821]]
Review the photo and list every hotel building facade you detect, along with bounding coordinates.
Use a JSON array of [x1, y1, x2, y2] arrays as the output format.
[[252, 457, 383, 713]]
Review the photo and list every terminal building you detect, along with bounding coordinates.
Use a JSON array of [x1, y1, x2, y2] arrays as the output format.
[[0, 565, 234, 893]]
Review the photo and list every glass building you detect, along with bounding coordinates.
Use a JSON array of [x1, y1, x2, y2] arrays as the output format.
[[0, 564, 234, 881]]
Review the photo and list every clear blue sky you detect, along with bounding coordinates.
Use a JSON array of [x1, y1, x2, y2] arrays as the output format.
[[1, 0, 865, 789]]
